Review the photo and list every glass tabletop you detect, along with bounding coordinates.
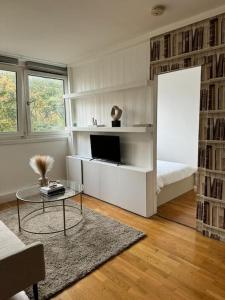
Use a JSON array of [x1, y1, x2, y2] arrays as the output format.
[[16, 179, 83, 203]]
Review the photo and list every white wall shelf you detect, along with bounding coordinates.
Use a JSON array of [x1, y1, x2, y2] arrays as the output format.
[[64, 80, 151, 99], [71, 126, 153, 133]]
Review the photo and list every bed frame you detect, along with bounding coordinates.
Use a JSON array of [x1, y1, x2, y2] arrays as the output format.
[[157, 174, 195, 207]]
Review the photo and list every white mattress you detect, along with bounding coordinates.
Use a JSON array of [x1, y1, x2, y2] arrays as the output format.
[[157, 160, 196, 193]]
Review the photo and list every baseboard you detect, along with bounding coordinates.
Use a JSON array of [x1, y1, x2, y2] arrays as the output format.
[[0, 192, 17, 204]]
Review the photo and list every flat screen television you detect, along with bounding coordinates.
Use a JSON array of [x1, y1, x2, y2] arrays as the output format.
[[90, 134, 121, 163]]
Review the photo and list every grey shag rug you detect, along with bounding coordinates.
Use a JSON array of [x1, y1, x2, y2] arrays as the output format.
[[0, 200, 144, 299]]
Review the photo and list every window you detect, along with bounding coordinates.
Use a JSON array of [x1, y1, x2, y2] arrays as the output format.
[[27, 74, 66, 133], [0, 69, 17, 133], [0, 59, 68, 141]]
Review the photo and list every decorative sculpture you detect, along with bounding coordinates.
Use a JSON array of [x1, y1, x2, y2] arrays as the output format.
[[111, 105, 122, 127]]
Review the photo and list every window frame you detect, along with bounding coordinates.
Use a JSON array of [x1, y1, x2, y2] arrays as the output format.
[[24, 70, 68, 137], [0, 63, 24, 139]]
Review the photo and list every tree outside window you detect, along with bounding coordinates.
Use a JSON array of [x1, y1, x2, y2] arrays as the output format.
[[28, 75, 65, 132], [0, 69, 17, 132]]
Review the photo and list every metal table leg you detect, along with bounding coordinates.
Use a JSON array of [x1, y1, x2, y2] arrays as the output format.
[[80, 192, 83, 215], [33, 283, 39, 300], [17, 198, 21, 231], [63, 199, 66, 236]]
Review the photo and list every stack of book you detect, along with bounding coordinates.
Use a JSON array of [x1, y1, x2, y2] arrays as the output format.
[[197, 174, 224, 200], [217, 53, 224, 77], [184, 57, 192, 68], [151, 17, 225, 69], [40, 183, 65, 196], [201, 53, 225, 81], [172, 33, 177, 56], [164, 34, 171, 58], [182, 30, 193, 53], [204, 176, 223, 199], [198, 145, 225, 171], [150, 40, 160, 61], [197, 200, 225, 229], [222, 17, 225, 44], [200, 84, 225, 111], [204, 54, 217, 80], [196, 201, 204, 220], [192, 27, 204, 51], [209, 18, 218, 47], [199, 117, 225, 140], [160, 64, 170, 73], [200, 88, 209, 110]]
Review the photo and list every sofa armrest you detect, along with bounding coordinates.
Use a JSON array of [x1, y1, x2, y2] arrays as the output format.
[[0, 242, 45, 300]]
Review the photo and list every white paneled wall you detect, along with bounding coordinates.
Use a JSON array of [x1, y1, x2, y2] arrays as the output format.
[[73, 87, 150, 127], [75, 132, 153, 168], [69, 41, 153, 169], [72, 42, 149, 92], [67, 41, 156, 216]]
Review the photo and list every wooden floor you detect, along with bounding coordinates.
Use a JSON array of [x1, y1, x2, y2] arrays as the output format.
[[157, 190, 196, 228], [2, 195, 225, 300]]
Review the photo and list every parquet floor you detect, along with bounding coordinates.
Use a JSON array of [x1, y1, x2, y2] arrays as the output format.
[[157, 190, 196, 228], [1, 194, 225, 300]]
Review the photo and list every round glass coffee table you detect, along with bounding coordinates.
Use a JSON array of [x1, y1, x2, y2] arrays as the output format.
[[16, 180, 83, 236]]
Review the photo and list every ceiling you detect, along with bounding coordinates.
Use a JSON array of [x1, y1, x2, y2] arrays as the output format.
[[0, 0, 225, 64]]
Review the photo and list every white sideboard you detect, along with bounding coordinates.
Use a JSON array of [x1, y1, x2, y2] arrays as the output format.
[[66, 155, 156, 217]]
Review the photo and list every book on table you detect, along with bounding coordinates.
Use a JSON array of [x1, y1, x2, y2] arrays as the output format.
[[40, 183, 65, 196]]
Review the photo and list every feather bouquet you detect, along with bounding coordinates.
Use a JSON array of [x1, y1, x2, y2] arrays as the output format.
[[29, 155, 54, 186]]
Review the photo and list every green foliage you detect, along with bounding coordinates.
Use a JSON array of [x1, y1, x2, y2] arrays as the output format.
[[0, 70, 17, 132], [29, 76, 65, 132], [0, 71, 65, 133]]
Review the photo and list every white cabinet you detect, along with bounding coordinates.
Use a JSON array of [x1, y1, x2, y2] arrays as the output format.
[[99, 164, 118, 205], [113, 167, 147, 216], [66, 157, 81, 182], [83, 160, 100, 199], [66, 156, 156, 217]]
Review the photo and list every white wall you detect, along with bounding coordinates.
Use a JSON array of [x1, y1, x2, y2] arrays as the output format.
[[157, 67, 201, 168], [0, 139, 68, 201]]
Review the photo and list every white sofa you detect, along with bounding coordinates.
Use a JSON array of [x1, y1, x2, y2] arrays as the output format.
[[0, 221, 45, 300]]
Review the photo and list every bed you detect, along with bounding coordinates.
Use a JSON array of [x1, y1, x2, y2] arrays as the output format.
[[157, 160, 197, 206]]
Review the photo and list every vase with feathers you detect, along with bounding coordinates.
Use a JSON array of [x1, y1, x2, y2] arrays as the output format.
[[29, 155, 54, 187]]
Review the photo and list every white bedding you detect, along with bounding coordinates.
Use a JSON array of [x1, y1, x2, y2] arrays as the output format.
[[157, 160, 196, 193]]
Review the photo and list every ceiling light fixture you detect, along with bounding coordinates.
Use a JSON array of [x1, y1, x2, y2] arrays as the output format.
[[151, 5, 166, 16]]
